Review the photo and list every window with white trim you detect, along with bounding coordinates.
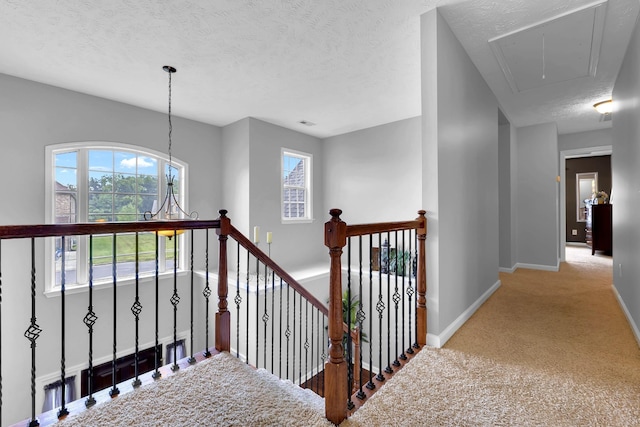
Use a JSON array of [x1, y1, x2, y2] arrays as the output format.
[[282, 149, 312, 221], [46, 142, 188, 291]]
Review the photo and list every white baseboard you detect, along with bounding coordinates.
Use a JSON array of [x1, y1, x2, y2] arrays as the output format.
[[427, 279, 501, 348], [612, 284, 640, 347], [499, 265, 517, 273], [511, 262, 559, 272]]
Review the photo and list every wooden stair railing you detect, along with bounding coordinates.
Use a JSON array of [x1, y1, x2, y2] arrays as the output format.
[[324, 209, 427, 425]]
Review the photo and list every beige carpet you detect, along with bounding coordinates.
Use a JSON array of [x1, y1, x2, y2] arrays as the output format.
[[58, 246, 640, 426]]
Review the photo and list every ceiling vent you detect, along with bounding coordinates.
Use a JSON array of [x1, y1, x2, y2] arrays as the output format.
[[489, 0, 608, 93], [298, 120, 316, 126]]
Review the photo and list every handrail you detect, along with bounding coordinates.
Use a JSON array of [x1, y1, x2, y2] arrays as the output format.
[[0, 219, 221, 240], [345, 219, 423, 237], [228, 224, 329, 317]]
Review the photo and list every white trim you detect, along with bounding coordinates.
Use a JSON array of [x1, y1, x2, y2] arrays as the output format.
[[427, 280, 501, 348], [499, 265, 517, 273], [612, 284, 640, 347], [511, 262, 560, 272], [559, 145, 612, 263]]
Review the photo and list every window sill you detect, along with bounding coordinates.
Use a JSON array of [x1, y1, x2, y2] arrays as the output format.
[[281, 218, 314, 224], [44, 270, 189, 298]]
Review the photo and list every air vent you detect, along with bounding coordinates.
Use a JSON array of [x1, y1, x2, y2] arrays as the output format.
[[298, 120, 316, 126]]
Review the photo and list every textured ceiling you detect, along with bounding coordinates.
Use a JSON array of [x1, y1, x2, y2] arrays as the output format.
[[0, 0, 638, 138]]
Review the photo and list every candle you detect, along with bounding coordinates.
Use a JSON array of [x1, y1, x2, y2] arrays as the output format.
[[266, 231, 273, 244], [253, 226, 260, 243]]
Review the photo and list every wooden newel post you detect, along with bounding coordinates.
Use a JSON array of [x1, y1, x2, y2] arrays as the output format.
[[215, 209, 231, 352], [324, 208, 348, 425], [416, 210, 427, 347]]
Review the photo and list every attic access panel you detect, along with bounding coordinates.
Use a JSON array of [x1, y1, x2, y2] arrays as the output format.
[[489, 0, 607, 93]]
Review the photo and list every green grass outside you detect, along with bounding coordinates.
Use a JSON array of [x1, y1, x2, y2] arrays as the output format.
[[90, 233, 177, 265]]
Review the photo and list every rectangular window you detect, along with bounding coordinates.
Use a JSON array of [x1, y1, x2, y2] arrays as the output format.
[[282, 150, 312, 222]]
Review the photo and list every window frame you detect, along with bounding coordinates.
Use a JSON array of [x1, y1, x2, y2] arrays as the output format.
[[45, 141, 190, 295], [281, 148, 313, 223]]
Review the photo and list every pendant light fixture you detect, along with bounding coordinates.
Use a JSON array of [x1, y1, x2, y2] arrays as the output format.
[[593, 99, 613, 115], [144, 65, 198, 237]]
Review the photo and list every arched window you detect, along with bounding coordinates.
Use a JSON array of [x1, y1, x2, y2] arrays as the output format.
[[45, 142, 189, 292]]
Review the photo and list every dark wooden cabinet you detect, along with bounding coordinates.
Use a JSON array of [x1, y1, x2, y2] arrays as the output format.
[[586, 204, 612, 255]]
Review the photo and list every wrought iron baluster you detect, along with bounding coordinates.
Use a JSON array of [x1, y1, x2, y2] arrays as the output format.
[[271, 269, 275, 374], [406, 229, 415, 355], [385, 231, 393, 374], [375, 233, 385, 382], [245, 249, 250, 364], [131, 232, 142, 388], [285, 283, 291, 380], [203, 230, 212, 358], [298, 292, 302, 384], [110, 233, 120, 397], [58, 236, 69, 418], [356, 235, 366, 400], [292, 286, 296, 381], [367, 234, 375, 390], [85, 236, 97, 406], [346, 238, 354, 410], [170, 230, 180, 372], [314, 306, 319, 394], [255, 256, 260, 368], [0, 240, 3, 426], [263, 263, 268, 370], [188, 230, 196, 364], [400, 230, 408, 362], [304, 299, 309, 387], [279, 277, 283, 376], [25, 238, 41, 427], [393, 231, 401, 368], [233, 241, 240, 359], [413, 230, 420, 350], [152, 232, 161, 379]]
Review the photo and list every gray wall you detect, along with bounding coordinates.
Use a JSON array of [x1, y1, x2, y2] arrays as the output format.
[[558, 128, 612, 152], [611, 16, 640, 344], [0, 73, 222, 424], [322, 116, 423, 223], [421, 8, 500, 345], [499, 123, 518, 270], [515, 123, 559, 269]]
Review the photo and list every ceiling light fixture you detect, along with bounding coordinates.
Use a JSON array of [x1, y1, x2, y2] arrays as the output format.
[[144, 65, 198, 238], [593, 99, 613, 115]]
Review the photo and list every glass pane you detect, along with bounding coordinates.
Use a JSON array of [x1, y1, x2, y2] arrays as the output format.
[[137, 155, 158, 175], [56, 167, 77, 190], [114, 152, 137, 173], [89, 150, 113, 171], [55, 151, 77, 168], [89, 193, 113, 215], [55, 193, 77, 223], [138, 195, 157, 219], [55, 236, 77, 286], [114, 173, 137, 193], [89, 171, 114, 192], [89, 214, 112, 222], [114, 194, 137, 214], [137, 174, 158, 195], [298, 202, 305, 217]]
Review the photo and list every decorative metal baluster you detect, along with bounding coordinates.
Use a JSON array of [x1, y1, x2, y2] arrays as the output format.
[[25, 238, 41, 427], [285, 283, 291, 380], [203, 230, 212, 358], [271, 268, 275, 374], [0, 240, 3, 426], [392, 231, 401, 368], [152, 232, 161, 379], [346, 238, 354, 410], [406, 230, 415, 356], [367, 234, 375, 390], [413, 229, 421, 350], [298, 292, 303, 383], [110, 234, 120, 397], [188, 230, 196, 364], [233, 241, 240, 359], [263, 263, 268, 370], [313, 306, 318, 393], [255, 256, 260, 368], [58, 236, 69, 418], [131, 233, 142, 388], [304, 299, 310, 387], [170, 230, 180, 372], [245, 249, 250, 365], [279, 277, 283, 376], [292, 286, 296, 380], [385, 231, 393, 375], [375, 233, 385, 382], [356, 235, 366, 400], [321, 315, 327, 395], [399, 230, 408, 362], [85, 236, 97, 406]]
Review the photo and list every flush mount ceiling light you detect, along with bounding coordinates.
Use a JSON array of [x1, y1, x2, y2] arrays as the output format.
[[593, 99, 613, 114], [144, 65, 198, 238]]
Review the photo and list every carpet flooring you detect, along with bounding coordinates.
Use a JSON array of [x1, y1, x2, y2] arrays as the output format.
[[57, 246, 640, 426]]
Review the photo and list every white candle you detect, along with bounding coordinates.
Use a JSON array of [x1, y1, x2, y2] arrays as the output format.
[[253, 226, 260, 243], [266, 231, 273, 244]]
